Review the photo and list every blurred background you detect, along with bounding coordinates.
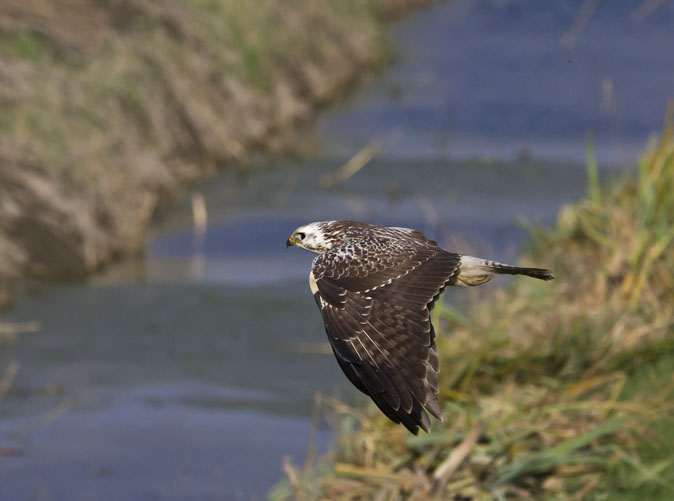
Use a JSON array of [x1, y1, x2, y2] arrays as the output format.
[[0, 1, 672, 499]]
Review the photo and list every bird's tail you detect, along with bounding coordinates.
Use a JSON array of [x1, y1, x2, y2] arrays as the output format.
[[456, 255, 555, 286], [484, 262, 555, 280]]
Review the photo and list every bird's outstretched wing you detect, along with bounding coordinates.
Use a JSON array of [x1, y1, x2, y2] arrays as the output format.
[[311, 236, 461, 434]]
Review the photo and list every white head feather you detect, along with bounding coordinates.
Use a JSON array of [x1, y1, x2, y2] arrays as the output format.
[[288, 221, 337, 254]]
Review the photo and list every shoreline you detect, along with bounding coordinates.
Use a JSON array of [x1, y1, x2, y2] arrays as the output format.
[[0, 0, 431, 308]]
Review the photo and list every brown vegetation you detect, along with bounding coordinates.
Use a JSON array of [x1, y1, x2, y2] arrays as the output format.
[[0, 0, 429, 307]]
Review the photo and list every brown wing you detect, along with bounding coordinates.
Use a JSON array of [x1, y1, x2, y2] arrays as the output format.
[[312, 237, 460, 434]]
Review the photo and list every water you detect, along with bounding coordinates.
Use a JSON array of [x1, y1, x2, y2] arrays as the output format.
[[1, 1, 671, 499], [318, 0, 674, 164]]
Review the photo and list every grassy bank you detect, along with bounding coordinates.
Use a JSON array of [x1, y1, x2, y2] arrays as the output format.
[[272, 117, 674, 499], [0, 0, 428, 307]]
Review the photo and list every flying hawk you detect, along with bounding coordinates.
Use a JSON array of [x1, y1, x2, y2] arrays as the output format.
[[287, 220, 554, 434]]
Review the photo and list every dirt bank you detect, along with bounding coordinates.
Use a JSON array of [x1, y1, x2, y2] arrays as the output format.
[[0, 0, 430, 307]]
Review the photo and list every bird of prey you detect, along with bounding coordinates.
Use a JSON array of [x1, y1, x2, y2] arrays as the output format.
[[287, 220, 554, 434]]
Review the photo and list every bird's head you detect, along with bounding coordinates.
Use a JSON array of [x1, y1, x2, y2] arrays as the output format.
[[287, 221, 341, 254]]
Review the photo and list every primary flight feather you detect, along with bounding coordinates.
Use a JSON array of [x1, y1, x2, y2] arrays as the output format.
[[287, 220, 554, 434]]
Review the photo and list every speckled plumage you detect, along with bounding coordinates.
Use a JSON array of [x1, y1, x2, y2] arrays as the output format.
[[288, 220, 554, 434]]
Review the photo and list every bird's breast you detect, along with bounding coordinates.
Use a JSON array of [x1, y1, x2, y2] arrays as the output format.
[[309, 270, 319, 295]]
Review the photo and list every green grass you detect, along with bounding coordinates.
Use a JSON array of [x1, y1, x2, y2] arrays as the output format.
[[271, 118, 674, 500], [0, 31, 52, 61], [603, 355, 674, 500]]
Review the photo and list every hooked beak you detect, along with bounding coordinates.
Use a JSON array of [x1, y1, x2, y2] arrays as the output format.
[[286, 234, 297, 248]]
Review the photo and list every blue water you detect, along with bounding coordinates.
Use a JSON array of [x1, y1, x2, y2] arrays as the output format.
[[318, 0, 674, 163]]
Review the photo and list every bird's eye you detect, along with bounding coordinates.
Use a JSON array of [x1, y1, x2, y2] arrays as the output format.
[[297, 232, 306, 240]]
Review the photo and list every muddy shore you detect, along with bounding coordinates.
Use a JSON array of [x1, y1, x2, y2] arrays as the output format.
[[0, 0, 429, 307]]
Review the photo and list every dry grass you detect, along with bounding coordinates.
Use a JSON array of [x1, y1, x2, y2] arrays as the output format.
[[271, 115, 674, 500]]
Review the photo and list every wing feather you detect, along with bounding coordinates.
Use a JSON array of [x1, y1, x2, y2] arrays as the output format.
[[312, 236, 460, 434]]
